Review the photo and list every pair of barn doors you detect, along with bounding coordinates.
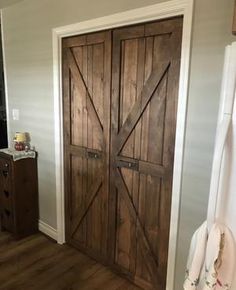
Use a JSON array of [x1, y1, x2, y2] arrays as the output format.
[[63, 16, 183, 290]]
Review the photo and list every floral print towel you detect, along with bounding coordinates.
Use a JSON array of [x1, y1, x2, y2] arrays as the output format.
[[184, 223, 236, 290], [184, 221, 208, 290], [202, 224, 235, 290]]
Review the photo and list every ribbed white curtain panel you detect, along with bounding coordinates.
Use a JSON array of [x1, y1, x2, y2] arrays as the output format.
[[216, 41, 236, 289]]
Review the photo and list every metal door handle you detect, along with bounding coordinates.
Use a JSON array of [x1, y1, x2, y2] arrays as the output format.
[[116, 158, 139, 171], [87, 151, 101, 159]]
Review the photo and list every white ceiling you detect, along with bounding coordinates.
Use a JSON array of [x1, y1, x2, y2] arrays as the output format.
[[0, 0, 23, 9]]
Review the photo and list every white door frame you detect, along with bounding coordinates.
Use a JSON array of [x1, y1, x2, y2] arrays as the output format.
[[0, 11, 11, 147], [52, 0, 194, 289]]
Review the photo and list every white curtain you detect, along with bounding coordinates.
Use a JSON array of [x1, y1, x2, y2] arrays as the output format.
[[216, 41, 236, 289]]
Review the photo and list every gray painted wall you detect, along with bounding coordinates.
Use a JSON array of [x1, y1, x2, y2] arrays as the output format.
[[1, 0, 235, 288], [0, 0, 23, 9]]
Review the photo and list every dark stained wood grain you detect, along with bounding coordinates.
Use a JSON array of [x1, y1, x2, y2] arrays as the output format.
[[115, 169, 161, 287], [67, 49, 104, 136], [71, 176, 103, 236], [0, 152, 38, 239], [63, 16, 183, 290], [63, 31, 111, 262], [111, 17, 183, 289], [115, 60, 170, 155], [0, 231, 141, 290]]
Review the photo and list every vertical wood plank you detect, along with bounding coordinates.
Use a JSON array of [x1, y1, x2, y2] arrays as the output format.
[[109, 29, 121, 263], [91, 43, 103, 252], [159, 25, 182, 280], [118, 38, 140, 274], [136, 35, 153, 283], [72, 46, 86, 245], [86, 43, 93, 250], [62, 48, 72, 241], [103, 31, 111, 257]]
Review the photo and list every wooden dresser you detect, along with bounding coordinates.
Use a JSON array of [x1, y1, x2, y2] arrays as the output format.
[[0, 151, 38, 239]]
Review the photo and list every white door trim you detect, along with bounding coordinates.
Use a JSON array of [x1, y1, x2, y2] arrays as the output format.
[[52, 1, 194, 289], [0, 10, 11, 146]]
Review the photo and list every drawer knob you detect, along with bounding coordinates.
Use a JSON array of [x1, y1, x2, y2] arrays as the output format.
[[3, 190, 9, 198], [4, 209, 11, 217], [2, 170, 8, 178], [4, 163, 9, 168]]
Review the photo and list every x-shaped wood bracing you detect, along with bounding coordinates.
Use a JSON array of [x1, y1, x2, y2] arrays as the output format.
[[116, 61, 170, 155], [67, 49, 104, 138]]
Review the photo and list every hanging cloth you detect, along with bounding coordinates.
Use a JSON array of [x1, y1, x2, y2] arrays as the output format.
[[200, 224, 235, 290], [184, 222, 207, 289]]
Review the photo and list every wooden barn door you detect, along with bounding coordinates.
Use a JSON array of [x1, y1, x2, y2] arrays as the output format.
[[62, 31, 111, 262], [110, 18, 183, 289], [63, 16, 183, 290]]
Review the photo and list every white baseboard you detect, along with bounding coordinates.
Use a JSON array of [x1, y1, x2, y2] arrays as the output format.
[[38, 220, 58, 241]]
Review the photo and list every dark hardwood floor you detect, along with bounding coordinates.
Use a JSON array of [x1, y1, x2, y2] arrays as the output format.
[[0, 231, 141, 290]]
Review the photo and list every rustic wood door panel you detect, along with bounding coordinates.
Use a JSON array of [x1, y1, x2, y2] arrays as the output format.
[[63, 17, 183, 290], [63, 31, 111, 261], [110, 18, 183, 289]]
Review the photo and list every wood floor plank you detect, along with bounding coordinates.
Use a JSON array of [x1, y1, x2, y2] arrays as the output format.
[[43, 259, 100, 290], [0, 234, 46, 263], [1, 247, 76, 289], [0, 232, 141, 290], [0, 233, 38, 253], [0, 236, 51, 281]]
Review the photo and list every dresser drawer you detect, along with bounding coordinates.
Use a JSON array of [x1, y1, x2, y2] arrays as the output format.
[[0, 158, 11, 188], [0, 156, 14, 232], [0, 158, 11, 174], [0, 158, 12, 197]]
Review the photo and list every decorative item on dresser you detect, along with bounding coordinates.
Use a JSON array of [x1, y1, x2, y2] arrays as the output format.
[[0, 149, 39, 239], [14, 132, 27, 151]]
